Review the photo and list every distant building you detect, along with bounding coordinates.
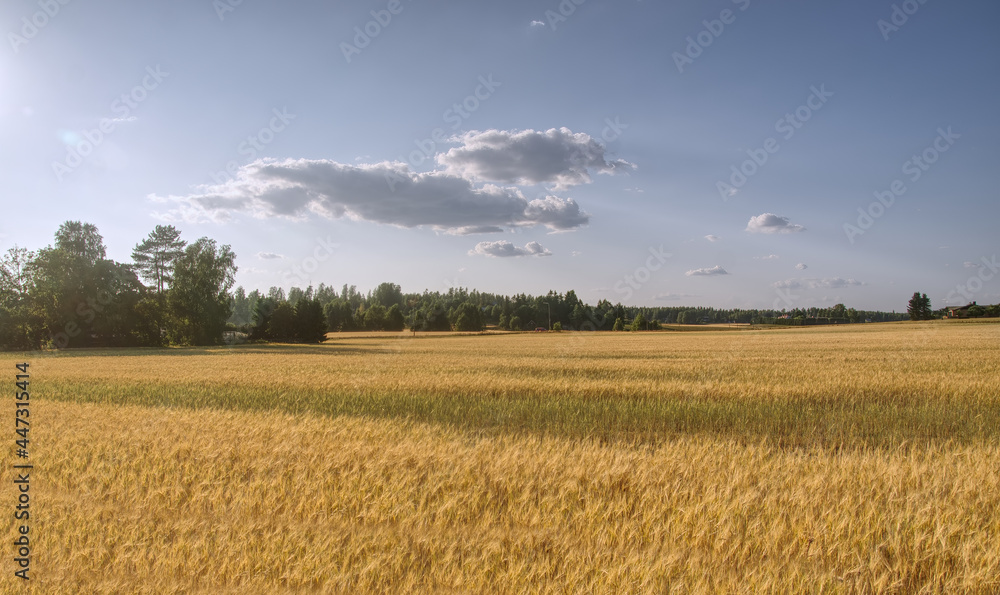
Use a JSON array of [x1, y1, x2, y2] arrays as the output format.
[[948, 302, 976, 318]]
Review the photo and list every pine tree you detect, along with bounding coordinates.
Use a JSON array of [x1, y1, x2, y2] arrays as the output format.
[[132, 225, 186, 295], [907, 292, 922, 320], [294, 298, 327, 343], [908, 292, 933, 320]]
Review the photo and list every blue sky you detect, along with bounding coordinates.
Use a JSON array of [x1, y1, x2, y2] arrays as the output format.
[[2, 0, 997, 311]]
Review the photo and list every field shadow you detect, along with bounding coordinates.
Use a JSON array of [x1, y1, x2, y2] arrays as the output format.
[[41, 375, 1000, 452]]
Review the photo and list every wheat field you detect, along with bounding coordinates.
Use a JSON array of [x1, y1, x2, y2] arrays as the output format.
[[3, 322, 999, 593]]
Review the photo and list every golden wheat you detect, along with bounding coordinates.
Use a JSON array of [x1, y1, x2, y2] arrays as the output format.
[[2, 321, 998, 593]]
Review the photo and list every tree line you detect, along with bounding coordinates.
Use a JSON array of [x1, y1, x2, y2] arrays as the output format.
[[3, 221, 953, 351], [231, 282, 912, 340], [0, 222, 235, 350]]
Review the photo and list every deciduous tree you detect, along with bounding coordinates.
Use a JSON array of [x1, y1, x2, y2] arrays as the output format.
[[168, 238, 237, 345]]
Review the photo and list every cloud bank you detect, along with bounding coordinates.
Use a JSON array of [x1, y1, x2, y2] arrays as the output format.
[[153, 158, 590, 234], [437, 128, 634, 190], [151, 127, 634, 240]]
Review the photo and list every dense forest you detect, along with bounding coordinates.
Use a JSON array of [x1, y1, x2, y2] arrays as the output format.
[[229, 282, 912, 341], [5, 221, 987, 350]]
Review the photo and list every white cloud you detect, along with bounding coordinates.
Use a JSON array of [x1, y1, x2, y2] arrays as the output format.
[[704, 234, 719, 242], [529, 20, 545, 26], [437, 128, 635, 190], [964, 261, 981, 269], [522, 195, 590, 231], [754, 254, 779, 260], [795, 263, 808, 270], [773, 277, 864, 290], [256, 252, 284, 260], [686, 265, 729, 276], [746, 213, 805, 234], [469, 240, 552, 258], [152, 158, 590, 233]]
